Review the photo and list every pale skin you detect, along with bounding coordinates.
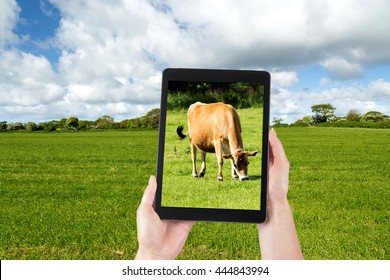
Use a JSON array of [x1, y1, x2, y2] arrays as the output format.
[[135, 128, 303, 260], [135, 175, 194, 260], [257, 128, 304, 259]]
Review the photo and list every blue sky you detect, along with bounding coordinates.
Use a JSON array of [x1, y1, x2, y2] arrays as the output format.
[[14, 0, 61, 63], [1, 0, 390, 123]]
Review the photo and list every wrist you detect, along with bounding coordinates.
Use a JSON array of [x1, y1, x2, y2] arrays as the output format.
[[135, 249, 165, 260], [268, 196, 289, 211], [260, 197, 290, 226]]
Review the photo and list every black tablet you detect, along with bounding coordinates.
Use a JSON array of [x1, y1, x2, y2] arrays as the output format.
[[155, 68, 270, 223]]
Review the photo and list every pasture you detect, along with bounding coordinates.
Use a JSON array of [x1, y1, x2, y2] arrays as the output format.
[[0, 122, 389, 259], [162, 107, 264, 210]]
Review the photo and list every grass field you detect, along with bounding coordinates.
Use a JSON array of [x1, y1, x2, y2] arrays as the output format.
[[0, 122, 389, 259], [162, 107, 264, 210], [0, 130, 156, 259]]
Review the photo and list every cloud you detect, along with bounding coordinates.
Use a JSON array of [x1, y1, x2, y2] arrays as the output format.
[[271, 71, 299, 87], [164, 0, 390, 67], [368, 79, 390, 100], [0, 50, 63, 107], [271, 78, 390, 123], [1, 0, 390, 123], [0, 0, 19, 47], [39, 0, 57, 17], [321, 57, 363, 80]]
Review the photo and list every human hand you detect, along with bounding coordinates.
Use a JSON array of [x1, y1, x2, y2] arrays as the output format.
[[257, 128, 303, 260], [135, 176, 195, 260], [267, 128, 290, 206]]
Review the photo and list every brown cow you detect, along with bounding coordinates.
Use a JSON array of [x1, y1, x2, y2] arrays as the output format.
[[177, 102, 257, 181]]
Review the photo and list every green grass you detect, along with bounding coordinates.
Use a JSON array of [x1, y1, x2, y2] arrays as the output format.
[[162, 108, 263, 209], [0, 131, 157, 259], [0, 120, 389, 259], [278, 127, 390, 259]]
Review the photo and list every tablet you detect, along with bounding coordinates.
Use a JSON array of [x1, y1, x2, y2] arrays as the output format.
[[155, 68, 270, 223]]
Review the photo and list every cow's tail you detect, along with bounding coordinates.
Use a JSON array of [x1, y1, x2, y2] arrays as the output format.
[[176, 125, 188, 140]]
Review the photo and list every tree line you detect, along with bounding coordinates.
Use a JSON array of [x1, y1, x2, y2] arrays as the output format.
[[2, 103, 389, 132], [273, 104, 390, 129], [0, 108, 160, 132], [167, 81, 264, 110]]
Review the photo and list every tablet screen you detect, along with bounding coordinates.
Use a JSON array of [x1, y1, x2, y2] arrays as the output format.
[[155, 69, 270, 223]]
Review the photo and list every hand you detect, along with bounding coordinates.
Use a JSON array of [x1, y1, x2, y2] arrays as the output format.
[[135, 176, 195, 259], [267, 128, 290, 206], [257, 129, 303, 259]]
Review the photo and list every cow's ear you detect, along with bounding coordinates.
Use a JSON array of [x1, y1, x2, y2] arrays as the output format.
[[247, 151, 258, 156], [223, 154, 233, 159]]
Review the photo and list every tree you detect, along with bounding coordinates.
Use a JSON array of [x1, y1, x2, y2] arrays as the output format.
[[78, 120, 94, 130], [96, 115, 114, 129], [7, 122, 24, 130], [346, 110, 361, 121], [128, 117, 142, 128], [0, 121, 7, 131], [272, 117, 284, 125], [362, 111, 389, 122], [58, 118, 67, 129], [292, 116, 312, 126], [26, 122, 37, 132], [302, 116, 313, 125], [40, 120, 59, 132], [66, 116, 79, 129], [144, 108, 160, 128], [119, 119, 129, 129], [311, 104, 336, 124]]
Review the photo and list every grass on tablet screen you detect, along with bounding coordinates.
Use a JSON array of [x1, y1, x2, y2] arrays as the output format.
[[161, 107, 264, 210]]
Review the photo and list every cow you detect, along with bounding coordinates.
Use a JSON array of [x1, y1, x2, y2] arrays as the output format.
[[176, 102, 257, 181]]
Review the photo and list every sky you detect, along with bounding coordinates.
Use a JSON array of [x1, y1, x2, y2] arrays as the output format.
[[1, 0, 390, 124]]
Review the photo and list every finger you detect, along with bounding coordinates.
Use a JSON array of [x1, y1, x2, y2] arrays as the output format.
[[268, 129, 276, 162], [269, 128, 287, 162], [181, 220, 195, 229], [140, 175, 157, 206]]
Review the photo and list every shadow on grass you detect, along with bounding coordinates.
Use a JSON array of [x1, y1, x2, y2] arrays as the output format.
[[249, 175, 261, 181]]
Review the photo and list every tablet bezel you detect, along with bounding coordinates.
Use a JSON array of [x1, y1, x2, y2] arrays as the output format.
[[155, 68, 270, 223]]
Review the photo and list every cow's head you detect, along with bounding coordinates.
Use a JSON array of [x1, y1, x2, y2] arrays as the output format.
[[223, 150, 257, 181]]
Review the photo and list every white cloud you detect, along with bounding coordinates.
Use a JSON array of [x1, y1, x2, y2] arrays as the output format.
[[368, 79, 390, 100], [0, 0, 19, 47], [321, 57, 363, 80], [0, 50, 63, 107], [271, 79, 390, 123], [271, 71, 299, 87], [1, 0, 390, 122]]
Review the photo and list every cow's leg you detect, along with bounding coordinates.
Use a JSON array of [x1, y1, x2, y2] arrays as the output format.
[[199, 151, 206, 177], [191, 142, 198, 178], [214, 141, 224, 181]]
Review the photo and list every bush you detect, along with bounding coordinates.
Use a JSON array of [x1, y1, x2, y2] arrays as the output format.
[[66, 116, 79, 129], [78, 120, 95, 130], [167, 82, 264, 110], [290, 120, 309, 127], [26, 122, 37, 132], [362, 111, 389, 122], [40, 121, 59, 132], [0, 121, 7, 131], [314, 120, 390, 129], [346, 110, 361, 121], [95, 115, 114, 129], [7, 122, 24, 131], [272, 123, 290, 128]]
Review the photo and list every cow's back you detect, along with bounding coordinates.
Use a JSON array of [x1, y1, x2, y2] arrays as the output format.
[[187, 102, 242, 153]]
